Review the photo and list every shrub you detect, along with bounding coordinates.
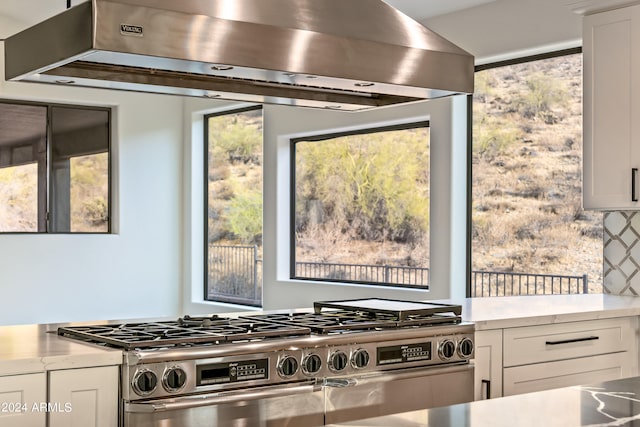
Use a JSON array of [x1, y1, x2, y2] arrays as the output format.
[[209, 114, 261, 164], [227, 190, 262, 244], [515, 73, 570, 120], [295, 128, 430, 244]]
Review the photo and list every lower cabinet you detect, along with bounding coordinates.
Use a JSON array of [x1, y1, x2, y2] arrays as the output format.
[[0, 366, 118, 427], [503, 352, 633, 395], [0, 373, 47, 427], [473, 330, 503, 400], [49, 365, 119, 427], [473, 317, 639, 400]]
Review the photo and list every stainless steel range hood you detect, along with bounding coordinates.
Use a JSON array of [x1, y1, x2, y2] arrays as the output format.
[[4, 0, 474, 111]]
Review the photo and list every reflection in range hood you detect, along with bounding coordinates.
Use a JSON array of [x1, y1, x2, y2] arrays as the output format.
[[4, 0, 474, 111]]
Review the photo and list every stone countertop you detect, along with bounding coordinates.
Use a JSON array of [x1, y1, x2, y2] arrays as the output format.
[[4, 293, 640, 377], [0, 323, 122, 376], [327, 375, 640, 427], [457, 293, 640, 330]]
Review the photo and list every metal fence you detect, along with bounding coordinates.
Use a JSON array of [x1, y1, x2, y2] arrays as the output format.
[[207, 245, 590, 301], [470, 271, 588, 297], [295, 261, 430, 287], [207, 245, 262, 306]]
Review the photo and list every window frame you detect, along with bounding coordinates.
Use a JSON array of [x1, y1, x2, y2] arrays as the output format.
[[203, 105, 264, 306], [0, 99, 112, 234], [289, 120, 431, 289], [467, 46, 585, 297]]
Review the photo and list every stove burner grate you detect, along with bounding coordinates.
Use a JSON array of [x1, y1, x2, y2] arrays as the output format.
[[241, 309, 460, 334], [58, 317, 311, 350]]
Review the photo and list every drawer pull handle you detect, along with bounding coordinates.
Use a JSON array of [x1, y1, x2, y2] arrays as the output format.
[[545, 336, 599, 346], [634, 168, 639, 202]]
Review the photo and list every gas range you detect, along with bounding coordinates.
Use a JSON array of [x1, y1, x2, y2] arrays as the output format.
[[57, 298, 475, 418]]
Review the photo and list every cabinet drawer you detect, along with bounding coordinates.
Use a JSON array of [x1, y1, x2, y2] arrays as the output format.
[[503, 351, 633, 396], [503, 318, 633, 367]]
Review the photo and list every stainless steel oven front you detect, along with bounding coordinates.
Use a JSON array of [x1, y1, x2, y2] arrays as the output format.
[[121, 327, 474, 427], [123, 382, 325, 427]]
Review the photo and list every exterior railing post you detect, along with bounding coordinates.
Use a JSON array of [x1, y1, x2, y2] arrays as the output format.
[[582, 274, 588, 294]]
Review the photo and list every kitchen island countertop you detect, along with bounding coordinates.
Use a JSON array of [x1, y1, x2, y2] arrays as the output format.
[[327, 375, 640, 427], [4, 293, 640, 376], [0, 323, 122, 376], [458, 293, 640, 330]]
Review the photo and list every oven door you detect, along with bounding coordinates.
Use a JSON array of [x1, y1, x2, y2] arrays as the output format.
[[123, 382, 324, 427], [324, 363, 474, 425]]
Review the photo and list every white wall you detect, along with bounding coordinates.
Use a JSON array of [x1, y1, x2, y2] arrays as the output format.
[[0, 42, 185, 325], [181, 96, 469, 314], [261, 97, 469, 309], [0, 51, 469, 323]]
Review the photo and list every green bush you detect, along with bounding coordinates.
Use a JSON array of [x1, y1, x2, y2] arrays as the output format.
[[516, 73, 569, 120], [227, 190, 263, 244], [209, 114, 261, 164], [473, 118, 521, 160], [296, 128, 430, 244]]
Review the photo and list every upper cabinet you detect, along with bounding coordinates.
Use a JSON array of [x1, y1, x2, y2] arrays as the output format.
[[583, 5, 640, 209]]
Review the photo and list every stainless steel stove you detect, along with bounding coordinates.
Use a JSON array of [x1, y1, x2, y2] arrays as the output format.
[[57, 299, 475, 427]]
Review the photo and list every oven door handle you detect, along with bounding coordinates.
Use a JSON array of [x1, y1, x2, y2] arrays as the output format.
[[124, 383, 322, 413], [323, 362, 473, 388]]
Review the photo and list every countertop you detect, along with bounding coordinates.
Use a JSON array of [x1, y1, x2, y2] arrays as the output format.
[[0, 323, 122, 376], [458, 293, 640, 330], [4, 293, 640, 377], [327, 375, 640, 427]]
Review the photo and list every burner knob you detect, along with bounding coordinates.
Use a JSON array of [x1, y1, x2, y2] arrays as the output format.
[[351, 349, 370, 369], [132, 369, 158, 396], [163, 366, 187, 393], [329, 351, 349, 373], [277, 355, 299, 378], [302, 354, 322, 376], [438, 339, 457, 361], [457, 338, 474, 359]]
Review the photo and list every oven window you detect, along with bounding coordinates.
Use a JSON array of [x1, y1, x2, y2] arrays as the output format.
[[291, 122, 430, 288], [0, 101, 111, 233], [205, 106, 263, 306]]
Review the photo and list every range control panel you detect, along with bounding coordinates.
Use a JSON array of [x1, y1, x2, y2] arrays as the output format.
[[377, 342, 432, 365], [196, 359, 269, 386]]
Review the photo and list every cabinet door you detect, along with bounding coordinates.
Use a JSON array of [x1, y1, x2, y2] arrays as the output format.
[[583, 5, 640, 209], [0, 373, 46, 427], [48, 366, 119, 427], [473, 330, 502, 400], [503, 351, 633, 396]]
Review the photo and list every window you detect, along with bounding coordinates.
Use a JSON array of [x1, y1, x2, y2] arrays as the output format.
[[0, 101, 110, 233], [471, 50, 603, 296], [205, 106, 263, 306], [292, 123, 431, 288]]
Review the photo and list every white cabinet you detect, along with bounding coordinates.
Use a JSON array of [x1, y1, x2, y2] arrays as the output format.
[[504, 352, 632, 395], [502, 317, 637, 396], [473, 330, 503, 400], [0, 373, 46, 427], [583, 5, 640, 209], [473, 317, 638, 400], [48, 366, 119, 427]]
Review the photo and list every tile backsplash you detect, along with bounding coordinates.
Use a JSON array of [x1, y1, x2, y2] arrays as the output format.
[[603, 211, 640, 295]]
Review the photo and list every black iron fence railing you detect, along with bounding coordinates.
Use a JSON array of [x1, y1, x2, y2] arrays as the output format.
[[295, 261, 429, 287], [206, 245, 591, 302], [470, 271, 588, 297], [207, 244, 262, 307]]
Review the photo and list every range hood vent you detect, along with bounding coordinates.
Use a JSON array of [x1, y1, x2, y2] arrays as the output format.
[[4, 0, 474, 111]]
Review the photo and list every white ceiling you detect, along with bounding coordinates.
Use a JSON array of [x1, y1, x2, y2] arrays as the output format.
[[385, 0, 497, 20], [0, 0, 584, 64]]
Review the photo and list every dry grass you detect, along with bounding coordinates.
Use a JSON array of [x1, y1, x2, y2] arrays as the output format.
[[473, 54, 603, 293]]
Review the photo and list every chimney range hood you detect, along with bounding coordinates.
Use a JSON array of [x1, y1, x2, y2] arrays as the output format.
[[4, 0, 474, 111]]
